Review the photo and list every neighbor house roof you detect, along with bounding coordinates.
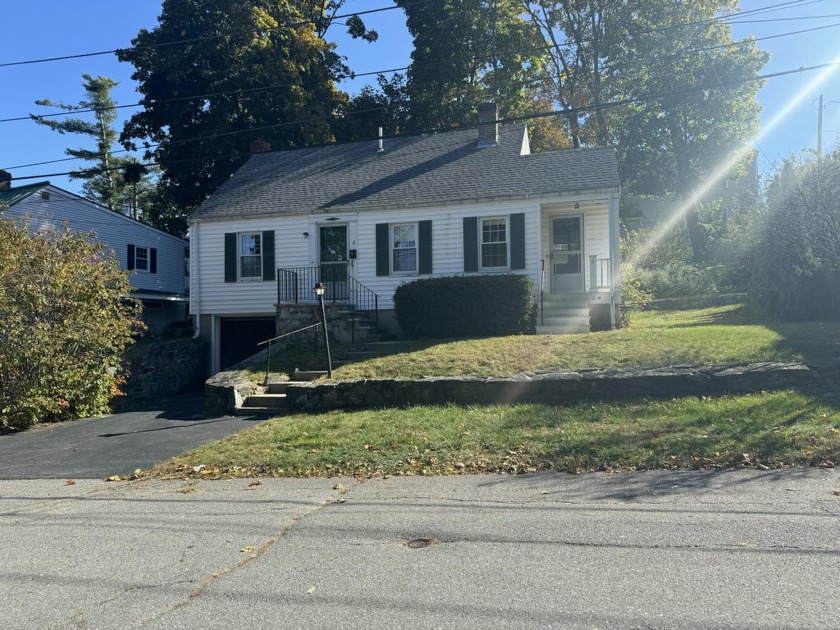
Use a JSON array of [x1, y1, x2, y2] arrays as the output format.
[[192, 124, 620, 222], [0, 181, 49, 209]]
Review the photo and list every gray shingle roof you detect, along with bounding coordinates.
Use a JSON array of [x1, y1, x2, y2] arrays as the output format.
[[192, 124, 619, 222]]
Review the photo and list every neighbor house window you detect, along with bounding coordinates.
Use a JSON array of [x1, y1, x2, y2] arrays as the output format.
[[134, 246, 149, 271], [239, 233, 262, 279], [480, 217, 508, 269], [392, 223, 417, 273]]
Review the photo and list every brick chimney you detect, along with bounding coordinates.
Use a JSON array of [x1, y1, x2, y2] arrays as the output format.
[[477, 101, 499, 148], [0, 170, 11, 191], [250, 139, 272, 154]]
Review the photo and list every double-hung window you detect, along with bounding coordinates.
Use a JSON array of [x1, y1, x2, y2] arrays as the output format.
[[480, 217, 508, 269], [134, 246, 149, 272], [239, 232, 262, 280], [391, 223, 417, 273]]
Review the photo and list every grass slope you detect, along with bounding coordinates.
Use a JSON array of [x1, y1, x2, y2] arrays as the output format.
[[155, 306, 840, 479]]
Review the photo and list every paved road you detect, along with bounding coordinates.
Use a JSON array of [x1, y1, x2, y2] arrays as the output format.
[[0, 394, 265, 479], [2, 469, 838, 629]]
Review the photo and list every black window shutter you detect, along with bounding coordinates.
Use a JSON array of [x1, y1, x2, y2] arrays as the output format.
[[224, 233, 237, 283], [418, 220, 432, 274], [510, 213, 526, 270], [149, 248, 158, 274], [463, 217, 478, 272], [262, 230, 275, 281], [375, 223, 390, 276], [127, 244, 135, 271]]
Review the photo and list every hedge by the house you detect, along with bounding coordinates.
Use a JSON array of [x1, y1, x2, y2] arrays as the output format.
[[394, 274, 535, 339]]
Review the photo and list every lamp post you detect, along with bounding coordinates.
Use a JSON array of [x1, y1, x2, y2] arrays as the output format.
[[313, 282, 332, 378]]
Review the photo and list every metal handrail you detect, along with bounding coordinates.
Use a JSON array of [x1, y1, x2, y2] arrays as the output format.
[[540, 259, 545, 326], [276, 265, 380, 324], [257, 322, 323, 385]]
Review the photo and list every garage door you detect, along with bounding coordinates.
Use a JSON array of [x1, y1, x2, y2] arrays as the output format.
[[219, 317, 276, 370]]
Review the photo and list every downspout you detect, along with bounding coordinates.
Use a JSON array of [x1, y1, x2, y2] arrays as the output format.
[[191, 222, 200, 339]]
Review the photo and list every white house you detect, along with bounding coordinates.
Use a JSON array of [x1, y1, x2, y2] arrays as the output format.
[[190, 103, 621, 373], [0, 179, 188, 334]]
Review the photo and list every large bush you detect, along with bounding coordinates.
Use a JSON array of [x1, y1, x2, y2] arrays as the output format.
[[394, 274, 535, 338], [0, 220, 139, 429], [750, 151, 840, 320]]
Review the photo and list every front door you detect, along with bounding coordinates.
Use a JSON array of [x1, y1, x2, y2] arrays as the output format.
[[550, 216, 584, 293], [319, 225, 348, 300]]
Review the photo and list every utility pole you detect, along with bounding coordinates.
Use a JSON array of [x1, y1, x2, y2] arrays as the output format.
[[818, 93, 824, 157]]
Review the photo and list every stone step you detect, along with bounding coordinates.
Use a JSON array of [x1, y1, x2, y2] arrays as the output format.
[[232, 406, 284, 416], [540, 305, 590, 316], [266, 382, 292, 394], [244, 393, 288, 408], [291, 369, 329, 382]]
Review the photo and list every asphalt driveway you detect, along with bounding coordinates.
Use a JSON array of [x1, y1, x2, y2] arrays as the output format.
[[0, 394, 265, 479]]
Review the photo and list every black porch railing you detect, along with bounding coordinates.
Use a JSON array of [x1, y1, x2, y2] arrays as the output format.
[[276, 265, 379, 323]]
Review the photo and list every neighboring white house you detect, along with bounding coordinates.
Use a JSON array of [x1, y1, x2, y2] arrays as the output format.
[[190, 103, 621, 373], [0, 180, 188, 334]]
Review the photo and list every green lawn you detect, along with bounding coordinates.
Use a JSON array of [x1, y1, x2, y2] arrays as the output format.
[[156, 305, 840, 479], [249, 305, 840, 383], [152, 390, 840, 478]]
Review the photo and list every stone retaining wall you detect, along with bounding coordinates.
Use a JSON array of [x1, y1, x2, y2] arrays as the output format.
[[115, 337, 208, 409], [283, 361, 834, 412]]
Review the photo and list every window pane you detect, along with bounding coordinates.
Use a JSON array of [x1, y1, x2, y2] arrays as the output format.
[[241, 234, 261, 256], [392, 224, 417, 272], [482, 242, 507, 268], [481, 219, 507, 268], [241, 255, 261, 277], [393, 225, 416, 248], [135, 247, 148, 271], [240, 233, 262, 278], [393, 249, 417, 272]]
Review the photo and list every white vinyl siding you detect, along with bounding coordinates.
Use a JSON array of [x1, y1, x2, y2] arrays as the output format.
[[6, 186, 186, 295], [192, 194, 616, 315]]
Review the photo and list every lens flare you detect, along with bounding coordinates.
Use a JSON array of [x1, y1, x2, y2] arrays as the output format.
[[630, 61, 840, 266]]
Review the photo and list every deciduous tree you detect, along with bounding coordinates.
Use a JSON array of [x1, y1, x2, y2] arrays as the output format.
[[0, 220, 138, 429], [117, 0, 375, 213]]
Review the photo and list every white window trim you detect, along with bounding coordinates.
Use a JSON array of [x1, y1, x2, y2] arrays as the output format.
[[391, 222, 418, 275], [238, 232, 263, 282], [479, 216, 510, 271], [135, 246, 150, 273]]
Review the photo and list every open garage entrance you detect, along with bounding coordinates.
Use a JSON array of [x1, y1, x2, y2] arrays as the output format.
[[219, 317, 275, 370]]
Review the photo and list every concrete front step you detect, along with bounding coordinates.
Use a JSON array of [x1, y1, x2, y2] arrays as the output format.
[[291, 369, 329, 382], [536, 324, 590, 335], [540, 316, 590, 328]]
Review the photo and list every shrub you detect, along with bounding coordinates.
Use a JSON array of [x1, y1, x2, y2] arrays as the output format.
[[0, 220, 139, 429], [394, 274, 535, 338]]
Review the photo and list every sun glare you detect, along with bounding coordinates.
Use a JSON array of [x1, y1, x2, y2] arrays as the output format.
[[629, 59, 840, 266]]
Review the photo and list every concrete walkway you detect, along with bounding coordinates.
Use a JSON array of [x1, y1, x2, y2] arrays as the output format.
[[0, 394, 265, 479], [2, 469, 838, 629]]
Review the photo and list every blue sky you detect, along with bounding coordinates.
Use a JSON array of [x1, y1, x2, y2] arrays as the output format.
[[1, 0, 839, 194]]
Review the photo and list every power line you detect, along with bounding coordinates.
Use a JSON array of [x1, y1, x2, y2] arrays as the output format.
[[5, 9, 835, 131], [0, 2, 410, 68], [0, 0, 816, 73], [8, 59, 840, 183]]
